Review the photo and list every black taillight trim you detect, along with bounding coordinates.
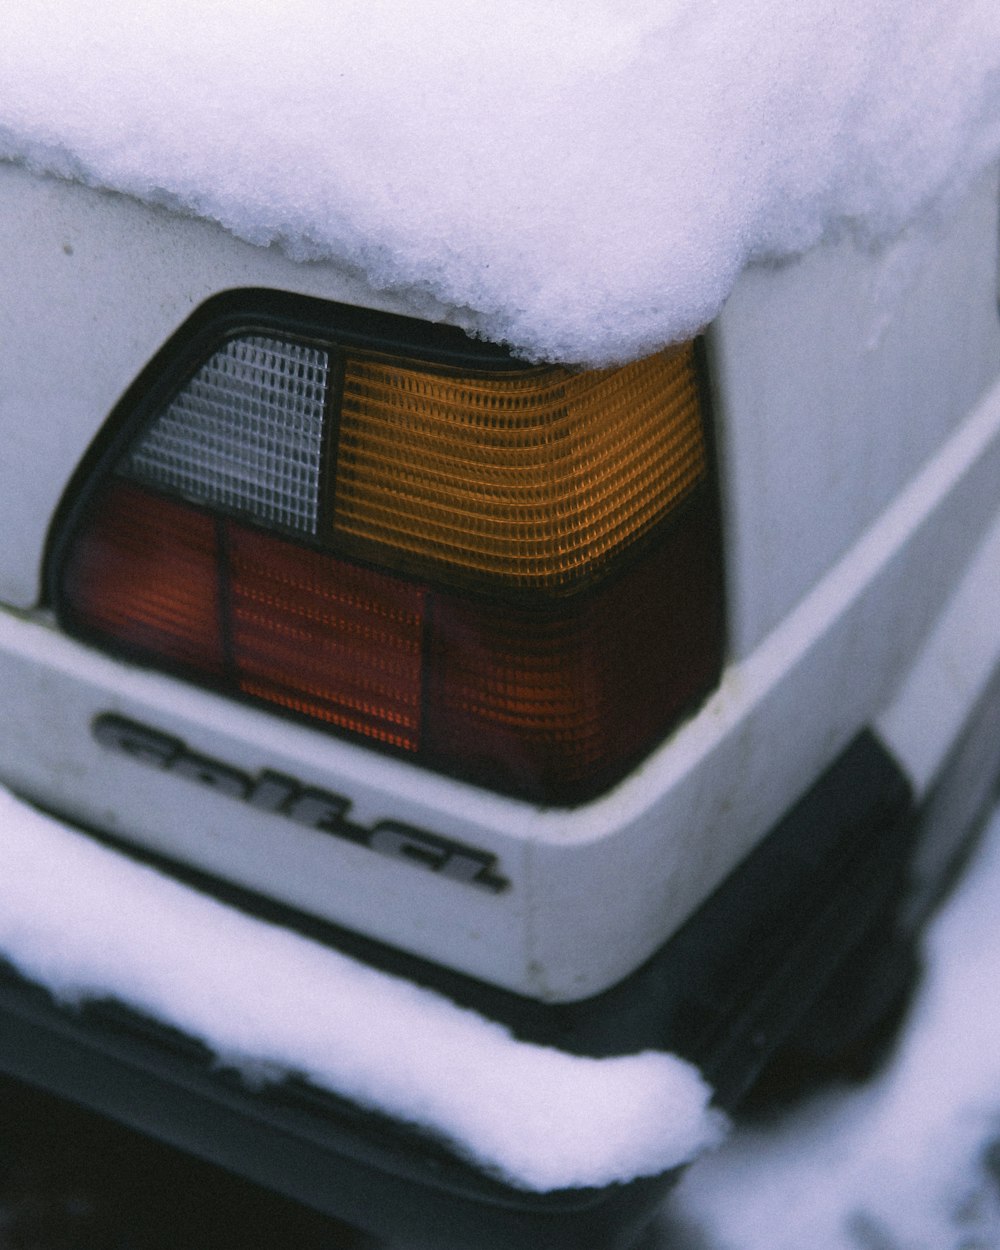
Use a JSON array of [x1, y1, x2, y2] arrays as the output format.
[[45, 291, 725, 806]]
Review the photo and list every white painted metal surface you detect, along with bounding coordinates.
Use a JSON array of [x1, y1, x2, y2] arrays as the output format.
[[1, 165, 998, 1001]]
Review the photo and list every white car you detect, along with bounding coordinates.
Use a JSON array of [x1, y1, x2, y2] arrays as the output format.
[[1, 149, 1000, 1249]]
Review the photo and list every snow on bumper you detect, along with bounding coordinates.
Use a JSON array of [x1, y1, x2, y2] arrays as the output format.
[[0, 785, 725, 1193]]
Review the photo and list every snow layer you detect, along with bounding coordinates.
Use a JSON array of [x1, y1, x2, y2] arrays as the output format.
[[0, 786, 724, 1192], [3, 3, 1000, 364], [663, 803, 1000, 1249]]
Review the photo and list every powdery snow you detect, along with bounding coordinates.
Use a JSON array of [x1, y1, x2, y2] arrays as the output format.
[[660, 802, 1000, 1250], [0, 785, 725, 1193], [3, 2, 1000, 364]]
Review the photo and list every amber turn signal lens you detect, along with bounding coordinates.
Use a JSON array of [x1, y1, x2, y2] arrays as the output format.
[[332, 345, 705, 589]]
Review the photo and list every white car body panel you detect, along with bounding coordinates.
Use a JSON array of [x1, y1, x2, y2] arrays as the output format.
[[1, 163, 999, 1001], [0, 161, 453, 609]]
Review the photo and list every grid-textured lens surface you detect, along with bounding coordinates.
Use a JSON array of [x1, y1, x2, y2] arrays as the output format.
[[332, 344, 706, 589], [59, 481, 225, 674], [55, 309, 722, 804], [122, 335, 329, 534], [227, 525, 427, 752], [424, 489, 721, 800]]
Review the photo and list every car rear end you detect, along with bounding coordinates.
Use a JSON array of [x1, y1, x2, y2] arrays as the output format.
[[2, 158, 1000, 1248]]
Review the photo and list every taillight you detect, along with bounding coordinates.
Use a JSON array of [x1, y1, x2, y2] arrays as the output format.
[[50, 297, 722, 804]]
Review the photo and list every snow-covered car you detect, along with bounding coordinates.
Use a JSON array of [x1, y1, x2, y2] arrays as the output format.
[[3, 9, 1000, 1250]]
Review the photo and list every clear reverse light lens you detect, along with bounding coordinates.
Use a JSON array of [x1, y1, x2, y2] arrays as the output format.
[[123, 335, 329, 535]]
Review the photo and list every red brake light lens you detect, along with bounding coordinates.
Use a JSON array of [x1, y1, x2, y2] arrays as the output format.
[[60, 486, 225, 676], [227, 525, 426, 752]]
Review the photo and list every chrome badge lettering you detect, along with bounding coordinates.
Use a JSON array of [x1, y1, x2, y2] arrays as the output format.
[[93, 713, 507, 893]]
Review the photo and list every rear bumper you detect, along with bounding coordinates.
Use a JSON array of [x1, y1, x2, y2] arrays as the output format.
[[2, 664, 997, 1250], [0, 979, 670, 1250]]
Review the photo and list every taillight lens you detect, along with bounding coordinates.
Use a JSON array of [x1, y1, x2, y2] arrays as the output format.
[[51, 303, 722, 804], [332, 347, 706, 587]]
